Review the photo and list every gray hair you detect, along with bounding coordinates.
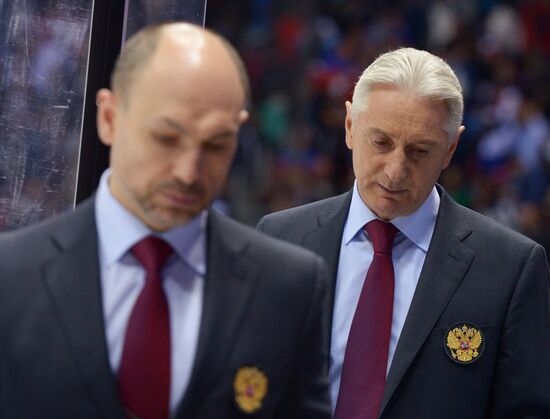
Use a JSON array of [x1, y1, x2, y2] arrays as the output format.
[[351, 47, 463, 143]]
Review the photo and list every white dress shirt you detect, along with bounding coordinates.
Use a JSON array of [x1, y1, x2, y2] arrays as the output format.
[[330, 181, 439, 408], [95, 170, 205, 415]]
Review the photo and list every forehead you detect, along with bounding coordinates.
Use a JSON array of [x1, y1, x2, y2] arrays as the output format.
[[357, 88, 448, 142], [125, 32, 245, 110], [123, 70, 244, 136]]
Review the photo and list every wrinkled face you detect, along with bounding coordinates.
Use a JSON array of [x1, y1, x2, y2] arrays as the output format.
[[345, 87, 462, 220], [97, 46, 248, 231]]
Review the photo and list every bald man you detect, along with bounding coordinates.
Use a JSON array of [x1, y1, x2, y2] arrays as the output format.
[[0, 24, 331, 419]]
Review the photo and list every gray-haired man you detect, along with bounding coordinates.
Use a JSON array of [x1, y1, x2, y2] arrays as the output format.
[[258, 47, 550, 419]]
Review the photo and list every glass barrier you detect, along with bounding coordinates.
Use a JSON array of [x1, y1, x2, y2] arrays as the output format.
[[123, 0, 207, 40], [0, 0, 206, 230], [0, 0, 93, 230]]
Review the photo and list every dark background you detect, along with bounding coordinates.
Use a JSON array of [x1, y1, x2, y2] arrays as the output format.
[[1, 0, 549, 258], [207, 0, 550, 256]]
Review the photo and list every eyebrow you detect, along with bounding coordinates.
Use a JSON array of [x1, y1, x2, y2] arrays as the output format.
[[206, 130, 238, 141], [367, 127, 438, 146], [156, 117, 239, 140], [158, 117, 187, 134], [408, 139, 438, 147], [367, 127, 392, 137]]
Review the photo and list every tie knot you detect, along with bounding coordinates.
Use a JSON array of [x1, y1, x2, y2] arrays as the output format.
[[365, 220, 398, 254], [131, 236, 173, 274]]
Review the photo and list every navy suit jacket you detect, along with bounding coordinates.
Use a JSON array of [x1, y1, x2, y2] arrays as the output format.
[[0, 197, 332, 418], [258, 186, 550, 418]]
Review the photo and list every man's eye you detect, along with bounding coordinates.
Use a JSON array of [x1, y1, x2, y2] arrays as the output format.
[[153, 133, 178, 145], [410, 148, 428, 157], [372, 138, 390, 148], [205, 142, 227, 152]]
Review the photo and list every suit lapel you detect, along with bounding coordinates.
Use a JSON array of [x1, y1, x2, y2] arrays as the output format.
[[176, 210, 261, 417], [379, 189, 475, 416], [301, 191, 352, 315], [41, 199, 123, 418]]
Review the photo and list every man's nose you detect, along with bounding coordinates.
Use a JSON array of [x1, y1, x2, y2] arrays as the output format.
[[173, 148, 202, 185], [383, 150, 408, 185]]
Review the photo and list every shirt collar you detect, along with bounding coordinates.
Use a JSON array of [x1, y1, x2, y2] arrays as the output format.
[[95, 169, 207, 275], [343, 180, 440, 252]]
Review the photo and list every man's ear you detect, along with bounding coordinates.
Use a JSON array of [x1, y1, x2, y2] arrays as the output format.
[[345, 101, 354, 150], [96, 88, 119, 146], [443, 125, 465, 169], [238, 109, 249, 125]]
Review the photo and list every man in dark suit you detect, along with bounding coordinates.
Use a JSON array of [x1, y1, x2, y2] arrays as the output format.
[[0, 23, 331, 418], [258, 47, 550, 418]]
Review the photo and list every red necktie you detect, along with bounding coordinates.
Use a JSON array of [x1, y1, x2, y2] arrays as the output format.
[[334, 220, 398, 419], [118, 236, 173, 419]]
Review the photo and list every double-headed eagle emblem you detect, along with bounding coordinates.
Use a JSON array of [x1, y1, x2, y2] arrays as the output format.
[[234, 366, 268, 414], [445, 324, 484, 364]]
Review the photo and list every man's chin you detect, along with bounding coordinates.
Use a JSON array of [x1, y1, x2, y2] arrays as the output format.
[[144, 209, 200, 231], [369, 199, 410, 221]]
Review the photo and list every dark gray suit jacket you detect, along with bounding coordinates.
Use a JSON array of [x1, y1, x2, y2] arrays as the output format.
[[257, 187, 550, 419], [0, 198, 332, 419]]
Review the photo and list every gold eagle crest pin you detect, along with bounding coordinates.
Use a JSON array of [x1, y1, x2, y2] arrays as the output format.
[[233, 366, 268, 414], [445, 323, 484, 364]]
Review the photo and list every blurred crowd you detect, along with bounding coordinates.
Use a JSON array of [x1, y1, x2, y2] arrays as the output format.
[[2, 0, 550, 256], [207, 0, 550, 253]]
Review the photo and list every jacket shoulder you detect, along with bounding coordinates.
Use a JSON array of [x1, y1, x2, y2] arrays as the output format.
[[261, 192, 348, 222], [213, 209, 325, 266], [0, 198, 95, 260], [257, 192, 350, 236], [446, 197, 539, 250]]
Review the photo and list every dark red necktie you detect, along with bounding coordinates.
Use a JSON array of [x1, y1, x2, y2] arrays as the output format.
[[334, 220, 398, 419], [118, 236, 173, 419]]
